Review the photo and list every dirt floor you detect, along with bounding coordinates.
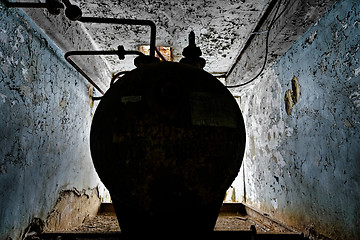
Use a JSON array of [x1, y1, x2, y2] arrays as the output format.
[[70, 212, 279, 234]]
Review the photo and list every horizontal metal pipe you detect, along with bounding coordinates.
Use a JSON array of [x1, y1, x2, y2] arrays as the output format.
[[65, 50, 144, 58], [3, 2, 48, 8], [66, 50, 119, 56], [65, 54, 105, 95], [79, 17, 156, 58], [64, 49, 144, 95]]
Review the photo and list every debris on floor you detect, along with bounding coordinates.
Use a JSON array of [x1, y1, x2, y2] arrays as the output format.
[[49, 212, 291, 234]]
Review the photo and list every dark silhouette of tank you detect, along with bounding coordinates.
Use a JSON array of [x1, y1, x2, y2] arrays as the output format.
[[90, 61, 246, 236]]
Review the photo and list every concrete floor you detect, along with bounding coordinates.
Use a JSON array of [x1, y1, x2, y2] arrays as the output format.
[[40, 204, 307, 240], [68, 212, 262, 233], [45, 204, 293, 234]]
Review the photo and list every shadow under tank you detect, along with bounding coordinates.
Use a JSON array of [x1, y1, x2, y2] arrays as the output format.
[[90, 61, 246, 235]]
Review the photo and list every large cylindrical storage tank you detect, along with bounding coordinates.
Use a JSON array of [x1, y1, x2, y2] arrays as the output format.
[[90, 61, 246, 235]]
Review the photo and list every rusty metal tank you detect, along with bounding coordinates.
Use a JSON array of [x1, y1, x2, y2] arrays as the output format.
[[90, 61, 246, 235]]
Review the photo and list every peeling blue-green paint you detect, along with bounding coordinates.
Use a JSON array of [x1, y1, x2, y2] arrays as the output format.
[[0, 3, 103, 239], [231, 0, 360, 239]]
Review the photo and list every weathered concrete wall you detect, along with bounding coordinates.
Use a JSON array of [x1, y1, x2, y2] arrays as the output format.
[[229, 0, 360, 239], [226, 0, 336, 86], [44, 188, 101, 232], [0, 3, 104, 239], [22, 7, 112, 94]]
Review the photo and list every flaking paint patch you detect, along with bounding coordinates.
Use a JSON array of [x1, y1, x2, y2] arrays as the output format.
[[306, 30, 317, 44], [232, 0, 360, 239], [0, 4, 105, 239], [231, 68, 288, 212], [291, 76, 301, 104], [284, 89, 293, 115], [271, 198, 278, 210], [354, 66, 360, 76], [349, 89, 360, 108], [12, 26, 26, 51], [0, 29, 7, 43], [0, 93, 7, 103]]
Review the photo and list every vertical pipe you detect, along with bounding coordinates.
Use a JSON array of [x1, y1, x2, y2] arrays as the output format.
[[79, 17, 156, 57]]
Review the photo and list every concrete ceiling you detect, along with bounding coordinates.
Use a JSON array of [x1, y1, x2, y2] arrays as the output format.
[[19, 0, 336, 93], [70, 0, 271, 74]]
